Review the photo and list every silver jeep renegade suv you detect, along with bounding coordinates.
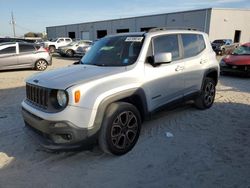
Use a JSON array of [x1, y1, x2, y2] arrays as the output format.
[[22, 29, 219, 155]]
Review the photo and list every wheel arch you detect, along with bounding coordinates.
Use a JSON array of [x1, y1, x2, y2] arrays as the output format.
[[92, 88, 149, 136], [203, 68, 219, 86]]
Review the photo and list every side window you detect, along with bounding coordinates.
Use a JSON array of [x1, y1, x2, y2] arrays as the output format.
[[181, 34, 206, 58], [57, 39, 64, 43], [65, 39, 71, 42], [153, 35, 180, 61], [19, 44, 35, 53], [0, 46, 16, 55]]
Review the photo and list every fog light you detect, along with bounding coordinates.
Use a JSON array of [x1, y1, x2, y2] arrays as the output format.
[[54, 122, 68, 128]]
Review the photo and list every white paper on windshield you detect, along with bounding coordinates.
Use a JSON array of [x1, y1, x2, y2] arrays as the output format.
[[125, 37, 143, 42]]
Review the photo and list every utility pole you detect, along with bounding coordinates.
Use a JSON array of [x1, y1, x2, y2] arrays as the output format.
[[10, 11, 16, 37]]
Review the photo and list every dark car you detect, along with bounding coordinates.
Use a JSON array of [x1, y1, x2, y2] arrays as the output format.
[[220, 42, 250, 76], [0, 42, 52, 71], [211, 39, 238, 55]]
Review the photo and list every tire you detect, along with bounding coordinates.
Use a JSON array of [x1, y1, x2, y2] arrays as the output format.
[[98, 102, 141, 155], [66, 50, 74, 57], [35, 59, 48, 71], [49, 46, 56, 53], [194, 77, 216, 110], [222, 48, 226, 55]]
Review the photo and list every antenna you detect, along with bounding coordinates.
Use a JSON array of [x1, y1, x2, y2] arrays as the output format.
[[10, 11, 16, 37]]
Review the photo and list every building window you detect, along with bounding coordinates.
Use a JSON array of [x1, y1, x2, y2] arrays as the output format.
[[68, 32, 76, 39], [97, 30, 107, 39], [116, 29, 129, 33]]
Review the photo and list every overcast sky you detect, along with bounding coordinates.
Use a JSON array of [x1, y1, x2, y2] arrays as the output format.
[[0, 0, 249, 37]]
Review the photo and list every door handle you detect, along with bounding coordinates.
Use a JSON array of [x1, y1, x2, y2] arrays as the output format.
[[200, 59, 208, 64], [175, 66, 184, 72]]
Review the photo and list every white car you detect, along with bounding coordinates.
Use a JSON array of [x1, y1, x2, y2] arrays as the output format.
[[43, 37, 72, 53], [22, 29, 219, 155]]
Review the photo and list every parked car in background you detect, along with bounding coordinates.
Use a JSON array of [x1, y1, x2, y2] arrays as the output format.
[[220, 42, 250, 76], [0, 42, 51, 71], [58, 40, 92, 57], [75, 44, 92, 57], [211, 39, 239, 55], [42, 37, 72, 53]]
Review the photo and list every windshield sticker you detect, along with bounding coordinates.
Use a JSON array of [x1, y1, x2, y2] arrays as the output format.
[[100, 46, 114, 51], [125, 37, 143, 42]]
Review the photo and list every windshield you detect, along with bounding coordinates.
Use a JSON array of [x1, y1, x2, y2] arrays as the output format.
[[233, 45, 250, 55], [80, 35, 144, 66], [213, 40, 225, 44], [68, 41, 78, 46], [51, 38, 57, 42]]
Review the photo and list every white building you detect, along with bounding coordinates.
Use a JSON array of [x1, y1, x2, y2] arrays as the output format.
[[46, 8, 250, 43]]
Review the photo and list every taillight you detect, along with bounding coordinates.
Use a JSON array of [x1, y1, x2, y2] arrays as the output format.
[[44, 47, 49, 52], [39, 47, 49, 52]]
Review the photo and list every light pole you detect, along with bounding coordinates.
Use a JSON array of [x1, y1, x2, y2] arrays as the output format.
[[10, 11, 16, 37]]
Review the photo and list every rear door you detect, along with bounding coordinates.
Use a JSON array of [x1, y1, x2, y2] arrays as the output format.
[[180, 34, 207, 96], [0, 45, 18, 70], [17, 43, 37, 68]]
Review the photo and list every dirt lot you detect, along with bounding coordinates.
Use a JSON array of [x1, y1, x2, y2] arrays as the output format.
[[0, 55, 249, 188]]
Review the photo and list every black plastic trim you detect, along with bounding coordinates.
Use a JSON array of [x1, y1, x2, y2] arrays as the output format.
[[92, 88, 149, 134]]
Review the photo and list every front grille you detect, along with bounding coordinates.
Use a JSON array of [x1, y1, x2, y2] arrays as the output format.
[[26, 84, 49, 109]]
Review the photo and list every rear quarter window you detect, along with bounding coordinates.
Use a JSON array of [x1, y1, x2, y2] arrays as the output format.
[[181, 34, 206, 58], [19, 44, 36, 53]]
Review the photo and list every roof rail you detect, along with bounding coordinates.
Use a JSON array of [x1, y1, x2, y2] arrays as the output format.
[[147, 27, 200, 33]]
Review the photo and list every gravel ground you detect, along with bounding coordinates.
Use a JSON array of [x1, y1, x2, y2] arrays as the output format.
[[0, 55, 249, 188]]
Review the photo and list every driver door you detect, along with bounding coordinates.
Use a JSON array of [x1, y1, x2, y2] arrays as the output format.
[[143, 34, 185, 111]]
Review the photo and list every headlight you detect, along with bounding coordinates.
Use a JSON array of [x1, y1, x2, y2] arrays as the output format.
[[57, 90, 68, 107], [220, 60, 226, 66]]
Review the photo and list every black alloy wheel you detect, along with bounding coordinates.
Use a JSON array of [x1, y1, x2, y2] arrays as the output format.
[[99, 102, 141, 155]]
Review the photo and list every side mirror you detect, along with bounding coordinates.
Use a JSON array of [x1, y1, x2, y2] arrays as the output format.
[[154, 52, 172, 64]]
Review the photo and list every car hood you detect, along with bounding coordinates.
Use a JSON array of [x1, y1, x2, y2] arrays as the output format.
[[26, 65, 126, 89], [223, 55, 250, 65]]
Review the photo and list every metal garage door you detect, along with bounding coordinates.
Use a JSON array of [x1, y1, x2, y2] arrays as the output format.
[[81, 31, 90, 40]]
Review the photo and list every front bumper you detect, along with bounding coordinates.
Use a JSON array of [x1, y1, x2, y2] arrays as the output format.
[[22, 108, 98, 150]]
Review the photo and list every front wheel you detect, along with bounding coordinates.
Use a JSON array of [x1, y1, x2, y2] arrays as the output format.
[[98, 102, 141, 155], [35, 59, 48, 71], [66, 50, 74, 57], [194, 78, 216, 109]]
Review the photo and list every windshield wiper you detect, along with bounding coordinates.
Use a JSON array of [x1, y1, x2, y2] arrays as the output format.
[[80, 62, 107, 66]]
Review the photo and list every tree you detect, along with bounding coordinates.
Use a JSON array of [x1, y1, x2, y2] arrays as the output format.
[[24, 32, 43, 38]]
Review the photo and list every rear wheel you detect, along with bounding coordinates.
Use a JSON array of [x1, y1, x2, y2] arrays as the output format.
[[35, 59, 48, 71], [98, 102, 141, 155], [49, 46, 56, 53], [194, 78, 216, 109], [222, 48, 226, 55]]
